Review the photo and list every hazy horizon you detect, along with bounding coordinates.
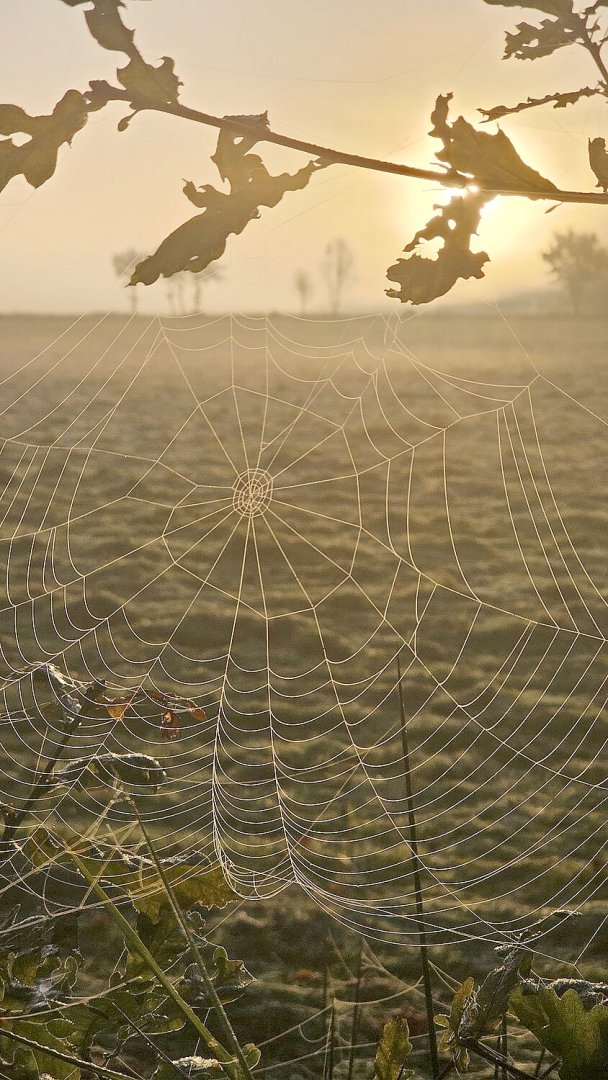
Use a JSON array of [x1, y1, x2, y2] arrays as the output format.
[[2, 1, 606, 315]]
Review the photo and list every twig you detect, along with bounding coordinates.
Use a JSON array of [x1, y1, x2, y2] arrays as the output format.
[[0, 709, 81, 850], [467, 1040, 533, 1079], [93, 87, 608, 207], [68, 849, 241, 1080], [345, 939, 363, 1080], [397, 654, 440, 1080]]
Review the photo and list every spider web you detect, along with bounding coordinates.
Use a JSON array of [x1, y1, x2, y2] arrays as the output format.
[[0, 307, 606, 963]]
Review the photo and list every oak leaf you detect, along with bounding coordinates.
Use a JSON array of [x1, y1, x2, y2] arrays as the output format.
[[0, 91, 88, 194], [386, 190, 490, 305], [503, 17, 583, 59], [131, 116, 323, 286], [430, 92, 558, 194]]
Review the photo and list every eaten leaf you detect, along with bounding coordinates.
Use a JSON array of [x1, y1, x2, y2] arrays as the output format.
[[386, 190, 490, 305], [0, 91, 88, 195], [480, 86, 598, 121], [503, 17, 583, 59], [430, 92, 558, 194], [131, 116, 323, 286]]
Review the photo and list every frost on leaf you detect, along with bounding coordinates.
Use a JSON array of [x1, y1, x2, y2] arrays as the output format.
[[589, 137, 608, 191], [131, 116, 323, 286], [373, 1017, 412, 1080], [386, 190, 490, 305], [0, 91, 88, 194]]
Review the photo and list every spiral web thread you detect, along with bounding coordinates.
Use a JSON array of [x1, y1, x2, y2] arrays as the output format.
[[0, 307, 605, 984]]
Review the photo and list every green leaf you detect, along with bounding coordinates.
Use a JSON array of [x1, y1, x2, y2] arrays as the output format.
[[510, 984, 608, 1080], [131, 116, 323, 286], [0, 91, 88, 195], [373, 1017, 412, 1080], [0, 1018, 81, 1080]]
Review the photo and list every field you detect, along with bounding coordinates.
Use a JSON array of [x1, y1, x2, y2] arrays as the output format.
[[0, 310, 606, 1076]]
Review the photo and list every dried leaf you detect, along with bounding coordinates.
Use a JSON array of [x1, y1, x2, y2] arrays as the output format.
[[161, 709, 181, 739], [131, 116, 323, 286], [0, 91, 88, 194], [52, 752, 167, 792], [589, 136, 608, 190], [386, 190, 490, 305], [65, 0, 181, 114], [480, 86, 598, 121], [483, 1, 576, 14], [117, 55, 182, 109], [431, 92, 558, 194], [503, 17, 584, 59], [459, 947, 532, 1042]]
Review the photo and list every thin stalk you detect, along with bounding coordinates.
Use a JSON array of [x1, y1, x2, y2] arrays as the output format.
[[129, 801, 256, 1080], [323, 998, 335, 1080], [345, 939, 363, 1080], [94, 88, 608, 207], [396, 654, 440, 1080], [467, 1040, 532, 1079], [0, 1026, 136, 1080], [112, 1004, 192, 1080], [533, 1049, 546, 1077], [0, 709, 81, 850], [68, 850, 240, 1080]]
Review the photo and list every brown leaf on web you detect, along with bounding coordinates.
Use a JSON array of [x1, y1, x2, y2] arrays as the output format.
[[431, 92, 558, 194], [480, 86, 599, 121], [589, 137, 608, 191], [386, 190, 490, 305], [131, 115, 323, 286], [0, 91, 88, 194], [161, 710, 181, 740], [186, 700, 208, 723]]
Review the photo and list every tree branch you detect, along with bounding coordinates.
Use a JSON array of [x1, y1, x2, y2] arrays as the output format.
[[95, 87, 608, 206]]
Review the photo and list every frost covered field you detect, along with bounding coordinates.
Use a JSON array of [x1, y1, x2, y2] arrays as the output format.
[[0, 311, 606, 997]]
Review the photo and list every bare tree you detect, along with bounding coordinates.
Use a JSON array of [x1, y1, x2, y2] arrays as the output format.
[[294, 270, 313, 316], [112, 249, 144, 313], [321, 238, 355, 315], [542, 229, 608, 315]]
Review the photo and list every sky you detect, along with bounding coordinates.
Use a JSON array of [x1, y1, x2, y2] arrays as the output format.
[[1, 0, 607, 315]]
